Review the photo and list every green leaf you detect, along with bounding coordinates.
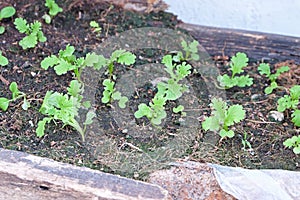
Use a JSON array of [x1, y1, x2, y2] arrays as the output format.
[[54, 59, 73, 75], [110, 49, 126, 62], [0, 97, 9, 111], [188, 40, 199, 53], [0, 26, 4, 34], [60, 45, 75, 58], [230, 52, 248, 75], [135, 103, 152, 119], [67, 80, 83, 97], [265, 82, 278, 94], [164, 80, 182, 100], [118, 96, 128, 109], [290, 85, 300, 100], [0, 6, 16, 20], [102, 90, 111, 104], [9, 82, 20, 100], [173, 105, 184, 113], [42, 14, 51, 24], [176, 62, 191, 80], [217, 74, 235, 88], [293, 146, 300, 154], [292, 110, 300, 127], [0, 51, 8, 66], [103, 79, 115, 92], [210, 98, 227, 121], [93, 55, 107, 70], [162, 55, 174, 70], [90, 21, 99, 28], [36, 117, 52, 137], [219, 129, 235, 138], [151, 109, 166, 125], [258, 63, 271, 77], [283, 136, 297, 148], [202, 116, 220, 131], [82, 101, 91, 108], [235, 75, 253, 87], [37, 31, 47, 42], [83, 110, 96, 125], [277, 95, 293, 112], [225, 104, 245, 126], [14, 18, 29, 33], [84, 52, 99, 67], [117, 51, 136, 65], [111, 91, 121, 100], [19, 34, 38, 49], [46, 0, 63, 16], [41, 55, 59, 70]]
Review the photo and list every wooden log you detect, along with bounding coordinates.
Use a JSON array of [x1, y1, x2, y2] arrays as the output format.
[[178, 23, 300, 63], [0, 148, 168, 200]]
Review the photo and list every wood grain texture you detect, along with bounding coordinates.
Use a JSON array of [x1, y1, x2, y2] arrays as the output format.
[[178, 23, 300, 64]]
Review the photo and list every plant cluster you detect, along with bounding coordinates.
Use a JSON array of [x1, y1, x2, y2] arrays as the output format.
[[42, 0, 63, 24], [37, 80, 95, 141], [14, 17, 47, 49], [173, 40, 200, 62], [0, 82, 30, 111], [217, 52, 253, 89], [258, 63, 289, 94], [134, 54, 191, 125], [202, 98, 246, 138], [0, 6, 16, 34]]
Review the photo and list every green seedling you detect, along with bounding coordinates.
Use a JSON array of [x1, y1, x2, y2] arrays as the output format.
[[217, 52, 253, 89], [283, 135, 300, 154], [277, 85, 300, 127], [37, 80, 95, 141], [14, 17, 47, 49], [42, 0, 63, 24], [0, 51, 8, 66], [101, 79, 128, 108], [173, 40, 200, 62], [202, 98, 246, 139], [134, 54, 191, 125], [258, 63, 289, 94], [97, 49, 136, 77], [41, 45, 102, 81], [0, 6, 16, 34], [90, 20, 102, 34], [0, 82, 30, 111], [241, 132, 252, 150]]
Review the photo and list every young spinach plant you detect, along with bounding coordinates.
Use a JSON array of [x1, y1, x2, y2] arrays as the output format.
[[102, 79, 128, 109], [258, 63, 289, 94], [43, 0, 63, 24], [134, 54, 191, 125], [0, 6, 16, 34], [277, 85, 300, 127], [14, 17, 47, 49], [37, 80, 95, 141], [217, 52, 253, 89], [202, 98, 246, 139], [283, 135, 300, 154], [0, 51, 9, 66], [90, 20, 102, 35], [0, 82, 30, 111]]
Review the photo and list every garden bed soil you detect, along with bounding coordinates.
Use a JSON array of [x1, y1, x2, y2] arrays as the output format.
[[1, 0, 300, 183]]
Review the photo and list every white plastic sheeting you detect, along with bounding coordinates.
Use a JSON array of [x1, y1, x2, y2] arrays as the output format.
[[210, 163, 300, 200]]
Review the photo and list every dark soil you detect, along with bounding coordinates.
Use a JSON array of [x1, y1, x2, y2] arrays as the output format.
[[1, 0, 300, 180]]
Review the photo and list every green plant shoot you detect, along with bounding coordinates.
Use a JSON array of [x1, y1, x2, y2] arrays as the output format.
[[173, 40, 200, 62], [101, 79, 128, 108], [0, 6, 16, 34], [258, 63, 289, 94], [37, 80, 95, 141], [90, 20, 102, 34], [283, 135, 300, 154], [277, 85, 300, 127], [0, 51, 8, 66], [217, 52, 253, 89], [202, 98, 246, 138], [43, 0, 63, 24], [0, 82, 30, 111], [14, 17, 47, 49]]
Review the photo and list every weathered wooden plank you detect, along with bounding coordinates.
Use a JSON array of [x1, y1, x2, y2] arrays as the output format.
[[0, 148, 168, 200], [178, 23, 300, 63]]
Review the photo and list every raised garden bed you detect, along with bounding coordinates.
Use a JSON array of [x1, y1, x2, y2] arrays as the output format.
[[1, 0, 300, 199]]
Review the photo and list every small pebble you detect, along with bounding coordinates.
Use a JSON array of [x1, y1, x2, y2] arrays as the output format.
[[251, 94, 260, 101], [269, 111, 284, 122], [122, 129, 128, 134], [31, 72, 36, 77]]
